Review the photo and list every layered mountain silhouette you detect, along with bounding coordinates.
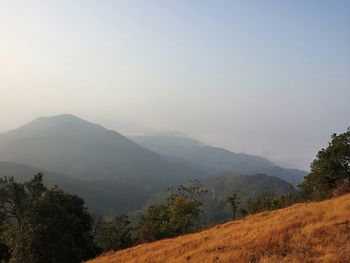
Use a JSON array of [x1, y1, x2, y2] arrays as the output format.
[[0, 114, 206, 188], [0, 114, 306, 216], [130, 134, 307, 184]]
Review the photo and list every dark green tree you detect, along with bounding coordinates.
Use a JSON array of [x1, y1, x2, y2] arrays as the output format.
[[0, 174, 98, 263], [0, 175, 44, 263], [167, 194, 201, 235], [300, 129, 350, 200], [227, 192, 240, 219], [95, 215, 132, 252], [242, 192, 300, 216], [136, 182, 206, 243], [0, 212, 10, 262], [135, 204, 171, 242], [244, 194, 271, 215], [169, 180, 208, 203]]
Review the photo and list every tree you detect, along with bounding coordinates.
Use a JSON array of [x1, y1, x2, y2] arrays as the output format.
[[136, 182, 206, 243], [241, 191, 300, 216], [168, 180, 208, 203], [167, 194, 201, 235], [227, 192, 239, 219], [243, 194, 271, 215], [300, 129, 350, 200], [135, 204, 171, 242], [0, 174, 98, 263], [0, 174, 45, 263], [95, 215, 132, 252], [0, 212, 10, 263]]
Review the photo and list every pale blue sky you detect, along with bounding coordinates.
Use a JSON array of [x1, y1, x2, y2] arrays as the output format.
[[0, 1, 349, 169]]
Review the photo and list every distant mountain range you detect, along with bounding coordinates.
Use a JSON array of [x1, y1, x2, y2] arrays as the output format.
[[130, 134, 307, 185], [0, 114, 307, 216], [0, 114, 206, 188]]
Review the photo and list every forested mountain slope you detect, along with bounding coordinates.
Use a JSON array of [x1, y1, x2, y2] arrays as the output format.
[[0, 161, 152, 214], [146, 173, 297, 224]]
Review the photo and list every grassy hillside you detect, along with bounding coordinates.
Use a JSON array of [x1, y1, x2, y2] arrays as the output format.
[[87, 193, 350, 263]]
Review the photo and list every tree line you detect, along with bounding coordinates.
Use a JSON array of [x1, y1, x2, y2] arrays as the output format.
[[229, 128, 349, 218], [0, 176, 206, 262]]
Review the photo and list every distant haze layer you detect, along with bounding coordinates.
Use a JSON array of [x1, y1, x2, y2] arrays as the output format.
[[0, 1, 349, 170]]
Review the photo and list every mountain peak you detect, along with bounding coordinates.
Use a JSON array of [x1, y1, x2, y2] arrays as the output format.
[[10, 114, 101, 135], [0, 114, 203, 186], [32, 114, 89, 124]]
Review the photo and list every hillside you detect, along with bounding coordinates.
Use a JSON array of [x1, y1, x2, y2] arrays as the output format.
[[0, 161, 152, 214], [87, 193, 350, 263], [0, 116, 300, 217], [146, 173, 297, 224], [0, 115, 206, 188], [130, 135, 307, 184]]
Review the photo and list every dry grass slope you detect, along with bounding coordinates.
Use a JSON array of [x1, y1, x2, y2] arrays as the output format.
[[88, 194, 350, 263]]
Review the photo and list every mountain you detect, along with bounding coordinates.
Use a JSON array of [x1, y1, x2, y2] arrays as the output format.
[[146, 173, 297, 224], [0, 115, 206, 189], [0, 115, 306, 216], [201, 173, 297, 223], [130, 134, 307, 184], [0, 161, 153, 214], [87, 193, 350, 263]]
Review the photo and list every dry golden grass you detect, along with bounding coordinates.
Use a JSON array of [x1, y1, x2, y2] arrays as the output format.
[[87, 194, 350, 263]]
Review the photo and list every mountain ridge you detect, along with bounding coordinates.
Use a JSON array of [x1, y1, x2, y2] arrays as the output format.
[[130, 134, 307, 184], [0, 114, 206, 188]]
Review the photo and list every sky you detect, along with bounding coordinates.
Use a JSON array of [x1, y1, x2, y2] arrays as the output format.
[[0, 0, 349, 170]]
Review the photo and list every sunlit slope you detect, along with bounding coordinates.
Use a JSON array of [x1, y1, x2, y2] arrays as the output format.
[[88, 194, 350, 263]]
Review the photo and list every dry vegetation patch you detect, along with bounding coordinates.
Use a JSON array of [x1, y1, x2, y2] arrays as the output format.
[[87, 194, 350, 263]]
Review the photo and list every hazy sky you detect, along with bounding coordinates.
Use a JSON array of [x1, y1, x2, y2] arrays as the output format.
[[0, 1, 349, 170]]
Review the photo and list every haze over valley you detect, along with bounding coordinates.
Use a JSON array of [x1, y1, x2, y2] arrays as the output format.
[[0, 1, 349, 262]]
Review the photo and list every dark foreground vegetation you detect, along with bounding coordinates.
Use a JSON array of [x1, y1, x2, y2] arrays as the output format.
[[0, 128, 349, 262]]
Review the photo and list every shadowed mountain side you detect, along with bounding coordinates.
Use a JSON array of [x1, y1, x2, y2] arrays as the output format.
[[0, 115, 208, 189], [0, 161, 152, 214], [130, 135, 307, 184]]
